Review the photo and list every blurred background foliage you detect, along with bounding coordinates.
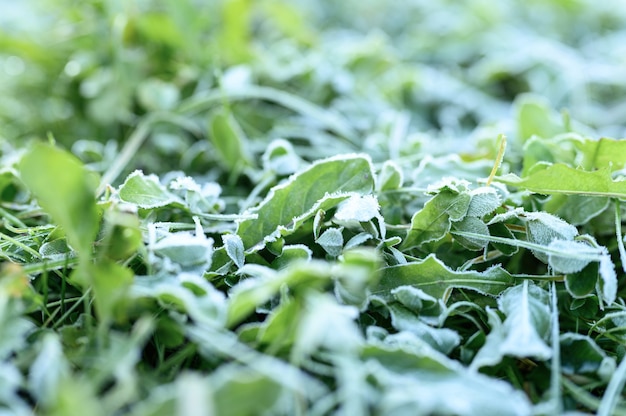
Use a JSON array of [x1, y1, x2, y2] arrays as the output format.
[[1, 0, 626, 175]]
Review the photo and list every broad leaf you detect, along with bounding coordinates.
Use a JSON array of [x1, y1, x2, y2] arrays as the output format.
[[19, 143, 99, 255], [496, 164, 626, 198], [401, 190, 471, 249], [471, 281, 551, 369], [119, 170, 181, 209], [236, 154, 375, 251], [375, 254, 515, 301]]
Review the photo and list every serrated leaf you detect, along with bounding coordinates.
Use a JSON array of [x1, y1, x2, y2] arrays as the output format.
[[223, 234, 245, 268], [375, 254, 515, 301], [119, 170, 181, 209], [496, 164, 626, 198], [19, 143, 99, 255], [236, 154, 375, 251], [471, 281, 551, 370], [401, 190, 471, 249]]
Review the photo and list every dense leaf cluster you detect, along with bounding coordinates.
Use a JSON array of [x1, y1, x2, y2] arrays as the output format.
[[2, 0, 626, 415]]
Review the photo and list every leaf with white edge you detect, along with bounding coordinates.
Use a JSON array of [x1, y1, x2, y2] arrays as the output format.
[[344, 232, 373, 250], [401, 190, 471, 249], [547, 239, 601, 274], [335, 194, 380, 222], [262, 138, 302, 175], [560, 333, 616, 381], [375, 254, 515, 301], [316, 227, 344, 257], [552, 195, 610, 226], [293, 292, 362, 359], [377, 160, 403, 191], [495, 164, 626, 198], [387, 304, 460, 354], [271, 244, 313, 270], [223, 234, 245, 268], [119, 170, 181, 209], [452, 216, 490, 250], [471, 281, 551, 370], [565, 262, 599, 299], [466, 187, 501, 218], [236, 154, 375, 251], [150, 219, 214, 268], [19, 143, 99, 256], [599, 254, 617, 306], [524, 211, 578, 263], [227, 261, 331, 327]]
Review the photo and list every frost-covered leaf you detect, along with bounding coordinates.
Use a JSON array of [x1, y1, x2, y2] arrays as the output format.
[[471, 281, 551, 370], [223, 234, 245, 268], [496, 164, 626, 198], [377, 160, 403, 191], [316, 227, 344, 257], [376, 254, 515, 301], [401, 190, 471, 249], [236, 154, 375, 251], [467, 187, 501, 218], [524, 211, 578, 263], [452, 216, 490, 250], [561, 333, 615, 381], [387, 304, 460, 354], [335, 194, 380, 222], [262, 138, 302, 175], [547, 239, 601, 274], [119, 170, 181, 209]]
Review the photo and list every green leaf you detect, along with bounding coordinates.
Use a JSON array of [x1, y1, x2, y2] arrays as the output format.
[[524, 211, 578, 263], [377, 160, 403, 191], [236, 154, 375, 251], [452, 216, 490, 250], [466, 187, 501, 218], [561, 333, 615, 381], [19, 143, 99, 255], [316, 227, 344, 257], [401, 190, 471, 249], [118, 170, 181, 209], [375, 254, 515, 301], [208, 109, 252, 172], [496, 164, 626, 198], [213, 366, 283, 416], [515, 94, 566, 142], [90, 260, 134, 323], [565, 261, 599, 298], [387, 304, 460, 354], [223, 234, 245, 268], [471, 281, 551, 370]]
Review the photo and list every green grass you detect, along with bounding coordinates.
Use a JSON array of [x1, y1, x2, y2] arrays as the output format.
[[2, 0, 626, 414]]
